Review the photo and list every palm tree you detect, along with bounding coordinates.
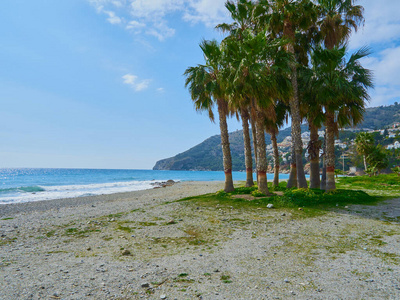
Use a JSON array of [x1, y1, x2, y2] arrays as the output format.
[[224, 29, 292, 194], [315, 0, 365, 189], [310, 46, 373, 191], [184, 40, 235, 192], [316, 0, 364, 50], [299, 63, 324, 189], [286, 145, 297, 188], [264, 0, 318, 189], [265, 100, 289, 187], [216, 0, 259, 188], [223, 31, 273, 194], [355, 132, 374, 170], [239, 106, 254, 187]]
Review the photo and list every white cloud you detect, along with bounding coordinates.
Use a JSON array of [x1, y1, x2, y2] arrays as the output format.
[[360, 46, 400, 106], [122, 73, 151, 91], [157, 87, 165, 93], [349, 0, 400, 49], [104, 10, 122, 24], [111, 0, 123, 8], [146, 22, 175, 41], [126, 20, 145, 30], [88, 0, 228, 40], [184, 0, 228, 27], [362, 47, 400, 87], [129, 0, 184, 19]]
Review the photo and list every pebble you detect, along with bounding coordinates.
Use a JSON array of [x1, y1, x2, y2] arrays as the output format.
[[141, 282, 150, 288], [284, 278, 290, 283], [267, 204, 274, 209], [160, 295, 167, 299], [121, 250, 131, 256]]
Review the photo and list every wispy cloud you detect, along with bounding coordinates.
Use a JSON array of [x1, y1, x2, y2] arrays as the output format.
[[350, 0, 400, 49], [122, 73, 151, 91], [88, 0, 228, 41], [183, 0, 228, 27], [347, 0, 400, 106], [104, 10, 122, 24], [361, 46, 400, 106]]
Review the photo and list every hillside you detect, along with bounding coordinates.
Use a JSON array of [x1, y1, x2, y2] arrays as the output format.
[[153, 103, 400, 171], [356, 102, 400, 129], [153, 125, 308, 171]]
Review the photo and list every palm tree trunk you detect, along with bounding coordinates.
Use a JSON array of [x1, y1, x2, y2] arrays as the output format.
[[271, 131, 280, 187], [250, 116, 258, 171], [255, 110, 269, 195], [320, 131, 327, 190], [308, 123, 321, 189], [287, 145, 297, 188], [217, 99, 235, 192], [363, 155, 368, 171], [325, 112, 336, 191], [250, 116, 258, 184], [284, 25, 308, 189], [241, 108, 254, 187]]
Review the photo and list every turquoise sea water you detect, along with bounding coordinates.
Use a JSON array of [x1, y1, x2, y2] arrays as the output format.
[[0, 168, 291, 204]]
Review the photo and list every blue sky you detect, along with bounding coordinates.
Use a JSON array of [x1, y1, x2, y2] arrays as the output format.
[[0, 0, 399, 169]]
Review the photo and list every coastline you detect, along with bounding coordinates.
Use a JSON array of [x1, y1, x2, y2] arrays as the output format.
[[1, 181, 400, 299], [0, 181, 223, 218]]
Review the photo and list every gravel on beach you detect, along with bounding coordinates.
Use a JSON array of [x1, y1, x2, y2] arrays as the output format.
[[1, 181, 400, 299]]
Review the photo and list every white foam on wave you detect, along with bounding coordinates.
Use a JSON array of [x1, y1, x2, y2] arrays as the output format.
[[0, 180, 162, 204]]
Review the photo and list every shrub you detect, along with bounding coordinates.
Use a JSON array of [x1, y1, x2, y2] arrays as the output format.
[[251, 190, 266, 197]]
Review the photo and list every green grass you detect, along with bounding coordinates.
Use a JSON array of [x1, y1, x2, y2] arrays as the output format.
[[181, 184, 378, 211], [336, 174, 400, 197], [220, 275, 232, 283]]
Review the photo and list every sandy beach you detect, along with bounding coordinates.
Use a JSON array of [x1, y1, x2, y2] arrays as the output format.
[[1, 181, 400, 299]]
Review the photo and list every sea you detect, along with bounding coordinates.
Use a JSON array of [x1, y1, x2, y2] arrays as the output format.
[[0, 168, 291, 205]]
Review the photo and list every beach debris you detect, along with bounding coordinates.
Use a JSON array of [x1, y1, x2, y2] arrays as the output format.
[[267, 204, 274, 209], [121, 250, 131, 256], [141, 282, 150, 288], [151, 180, 177, 188]]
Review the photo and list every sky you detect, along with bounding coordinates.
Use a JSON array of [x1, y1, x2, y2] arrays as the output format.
[[0, 0, 399, 170]]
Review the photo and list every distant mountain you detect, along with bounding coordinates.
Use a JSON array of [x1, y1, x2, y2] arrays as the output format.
[[153, 103, 400, 171], [153, 125, 308, 171], [355, 102, 400, 129]]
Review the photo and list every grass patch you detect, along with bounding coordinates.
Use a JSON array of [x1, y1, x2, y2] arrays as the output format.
[[0, 237, 17, 246], [64, 227, 101, 238], [337, 174, 400, 197], [221, 275, 232, 283], [46, 230, 56, 237], [137, 221, 157, 227], [179, 185, 378, 213], [117, 225, 134, 233], [1, 217, 14, 220]]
